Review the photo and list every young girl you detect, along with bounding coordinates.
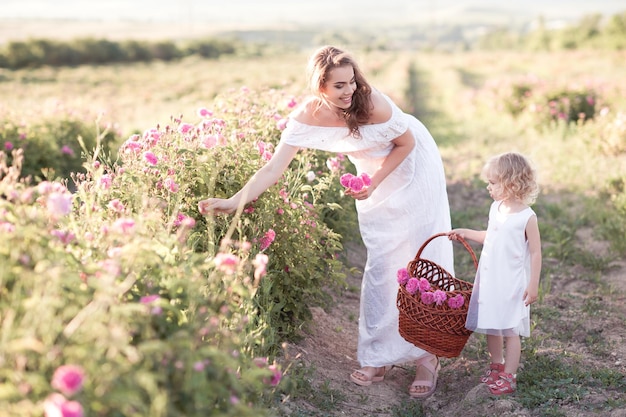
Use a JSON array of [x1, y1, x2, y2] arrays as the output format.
[[448, 152, 542, 395], [199, 46, 454, 398]]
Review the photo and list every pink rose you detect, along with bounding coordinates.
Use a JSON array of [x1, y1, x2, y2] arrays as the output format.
[[405, 278, 419, 295], [340, 173, 354, 188], [418, 278, 431, 293], [448, 294, 465, 309], [433, 290, 448, 306], [51, 365, 85, 396], [421, 291, 435, 305], [396, 268, 409, 285]]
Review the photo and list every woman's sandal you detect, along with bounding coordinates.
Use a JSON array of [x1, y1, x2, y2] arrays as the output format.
[[350, 366, 391, 386], [409, 355, 440, 399], [480, 362, 505, 384], [488, 373, 517, 395]]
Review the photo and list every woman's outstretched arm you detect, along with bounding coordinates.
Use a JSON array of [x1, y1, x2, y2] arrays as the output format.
[[198, 142, 300, 214]]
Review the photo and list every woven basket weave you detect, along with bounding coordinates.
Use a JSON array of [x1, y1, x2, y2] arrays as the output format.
[[397, 233, 477, 358]]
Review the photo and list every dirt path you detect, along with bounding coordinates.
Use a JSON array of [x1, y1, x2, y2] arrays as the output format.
[[279, 189, 626, 417]]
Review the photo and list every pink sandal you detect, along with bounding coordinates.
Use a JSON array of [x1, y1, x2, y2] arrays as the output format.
[[409, 355, 440, 399], [488, 373, 516, 395], [480, 362, 505, 384]]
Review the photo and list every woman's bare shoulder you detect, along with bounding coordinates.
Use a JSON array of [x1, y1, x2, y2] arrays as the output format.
[[367, 89, 393, 124], [291, 97, 338, 126]]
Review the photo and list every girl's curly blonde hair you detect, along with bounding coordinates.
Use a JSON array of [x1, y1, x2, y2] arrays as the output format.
[[482, 152, 539, 205]]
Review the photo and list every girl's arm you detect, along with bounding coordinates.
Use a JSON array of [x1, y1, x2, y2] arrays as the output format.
[[447, 229, 487, 244], [524, 215, 542, 306], [198, 142, 300, 214]]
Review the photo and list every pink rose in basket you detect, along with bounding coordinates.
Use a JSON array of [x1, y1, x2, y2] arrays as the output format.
[[420, 291, 435, 305], [433, 290, 447, 306], [396, 267, 409, 285], [405, 278, 420, 295], [447, 294, 465, 309], [418, 278, 431, 293]]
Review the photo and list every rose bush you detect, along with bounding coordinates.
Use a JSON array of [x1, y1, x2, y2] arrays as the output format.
[[0, 87, 354, 415]]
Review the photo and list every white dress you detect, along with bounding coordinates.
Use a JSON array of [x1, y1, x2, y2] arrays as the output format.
[[465, 201, 536, 337], [280, 94, 454, 367]]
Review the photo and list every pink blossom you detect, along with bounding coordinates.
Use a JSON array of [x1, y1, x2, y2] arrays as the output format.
[[326, 157, 341, 172], [259, 229, 276, 251], [214, 252, 239, 275], [178, 123, 194, 134], [144, 151, 158, 165], [201, 135, 217, 149], [47, 192, 73, 218], [4, 141, 13, 151], [140, 295, 160, 304], [197, 107, 213, 118], [276, 118, 288, 131], [448, 294, 465, 309], [44, 393, 84, 417], [107, 199, 125, 212], [253, 253, 269, 280], [123, 138, 142, 154], [51, 365, 85, 396], [349, 176, 364, 192], [164, 177, 179, 193], [193, 361, 205, 372], [100, 174, 112, 189], [60, 145, 74, 156], [262, 150, 273, 161], [361, 173, 372, 186], [405, 278, 419, 294], [418, 278, 431, 292], [51, 229, 76, 245], [396, 268, 409, 285], [306, 171, 316, 182], [266, 364, 282, 386], [433, 290, 447, 306], [276, 208, 284, 215], [112, 218, 135, 235], [340, 173, 354, 187], [286, 97, 298, 108], [421, 291, 435, 304]]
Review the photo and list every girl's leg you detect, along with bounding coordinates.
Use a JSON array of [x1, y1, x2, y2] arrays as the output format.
[[481, 335, 505, 383], [503, 335, 521, 375], [487, 334, 504, 364], [488, 335, 521, 395]]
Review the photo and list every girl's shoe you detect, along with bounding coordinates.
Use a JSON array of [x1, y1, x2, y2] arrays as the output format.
[[480, 362, 505, 384], [488, 373, 517, 395]]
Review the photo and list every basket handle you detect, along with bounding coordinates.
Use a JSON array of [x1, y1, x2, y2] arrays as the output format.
[[415, 232, 478, 270]]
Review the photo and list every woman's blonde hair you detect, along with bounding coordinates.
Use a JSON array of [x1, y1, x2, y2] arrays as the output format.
[[307, 45, 372, 137], [482, 152, 539, 205]]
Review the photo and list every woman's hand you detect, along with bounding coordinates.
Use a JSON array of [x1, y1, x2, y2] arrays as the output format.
[[345, 186, 374, 200], [198, 197, 237, 215]]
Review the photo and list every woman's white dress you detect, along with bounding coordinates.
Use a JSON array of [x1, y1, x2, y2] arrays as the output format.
[[280, 94, 454, 367], [465, 201, 535, 337]]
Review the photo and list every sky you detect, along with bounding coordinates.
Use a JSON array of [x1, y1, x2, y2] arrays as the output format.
[[1, 0, 625, 27]]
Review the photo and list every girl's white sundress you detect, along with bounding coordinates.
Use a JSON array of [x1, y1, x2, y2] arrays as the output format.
[[466, 201, 536, 337], [280, 93, 454, 367]]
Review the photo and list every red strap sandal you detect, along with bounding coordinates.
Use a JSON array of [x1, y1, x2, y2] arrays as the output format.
[[480, 362, 505, 384], [488, 373, 517, 395]]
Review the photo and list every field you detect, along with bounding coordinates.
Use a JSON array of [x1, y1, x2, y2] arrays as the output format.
[[2, 44, 626, 416]]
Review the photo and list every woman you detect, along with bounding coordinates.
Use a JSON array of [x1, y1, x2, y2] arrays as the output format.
[[198, 45, 454, 398]]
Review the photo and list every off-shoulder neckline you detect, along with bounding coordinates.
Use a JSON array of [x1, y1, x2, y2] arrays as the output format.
[[289, 92, 396, 129]]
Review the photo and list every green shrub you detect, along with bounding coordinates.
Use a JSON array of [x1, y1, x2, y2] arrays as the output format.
[[0, 111, 120, 183]]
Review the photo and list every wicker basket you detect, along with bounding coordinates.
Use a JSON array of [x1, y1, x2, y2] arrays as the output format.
[[397, 233, 477, 358]]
